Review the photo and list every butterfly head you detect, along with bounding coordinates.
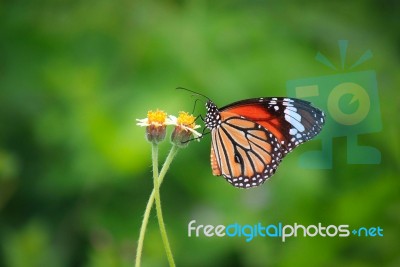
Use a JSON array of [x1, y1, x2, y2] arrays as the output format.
[[205, 100, 221, 130]]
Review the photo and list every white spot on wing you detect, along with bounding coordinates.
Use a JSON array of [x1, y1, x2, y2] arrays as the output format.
[[284, 108, 301, 122], [286, 106, 297, 112], [285, 114, 305, 132]]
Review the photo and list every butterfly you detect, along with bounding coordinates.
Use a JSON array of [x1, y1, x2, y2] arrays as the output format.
[[201, 95, 325, 189]]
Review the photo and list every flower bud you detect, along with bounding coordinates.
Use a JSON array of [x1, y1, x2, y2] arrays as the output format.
[[136, 110, 168, 144], [169, 112, 202, 148]]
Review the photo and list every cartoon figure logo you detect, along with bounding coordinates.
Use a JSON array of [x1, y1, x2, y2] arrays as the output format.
[[286, 40, 381, 168]]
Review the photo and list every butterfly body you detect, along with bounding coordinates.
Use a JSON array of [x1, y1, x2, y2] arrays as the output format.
[[204, 97, 325, 188]]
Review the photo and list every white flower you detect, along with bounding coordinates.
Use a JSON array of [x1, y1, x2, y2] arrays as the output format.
[[169, 112, 202, 147], [168, 112, 202, 139], [136, 109, 172, 143]]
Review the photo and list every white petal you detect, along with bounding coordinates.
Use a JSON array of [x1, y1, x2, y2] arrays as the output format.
[[186, 127, 202, 140], [166, 115, 178, 125], [136, 118, 149, 126]]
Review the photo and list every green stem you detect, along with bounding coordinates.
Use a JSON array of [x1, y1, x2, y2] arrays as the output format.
[[134, 186, 153, 267], [158, 145, 179, 185], [153, 144, 176, 267], [135, 145, 179, 267]]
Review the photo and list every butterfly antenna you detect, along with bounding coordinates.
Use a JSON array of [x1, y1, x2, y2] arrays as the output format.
[[192, 98, 205, 114], [176, 87, 211, 101]]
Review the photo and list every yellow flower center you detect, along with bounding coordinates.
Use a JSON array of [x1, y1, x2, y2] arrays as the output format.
[[147, 109, 167, 125], [177, 111, 196, 128]]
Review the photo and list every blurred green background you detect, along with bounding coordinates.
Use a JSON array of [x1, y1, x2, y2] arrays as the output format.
[[1, 0, 399, 266]]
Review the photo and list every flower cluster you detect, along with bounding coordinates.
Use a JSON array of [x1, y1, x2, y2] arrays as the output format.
[[137, 110, 202, 147]]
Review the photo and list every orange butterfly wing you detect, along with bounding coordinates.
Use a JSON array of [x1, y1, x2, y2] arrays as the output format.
[[220, 98, 325, 155], [210, 111, 282, 188], [221, 104, 285, 142], [205, 97, 325, 188]]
